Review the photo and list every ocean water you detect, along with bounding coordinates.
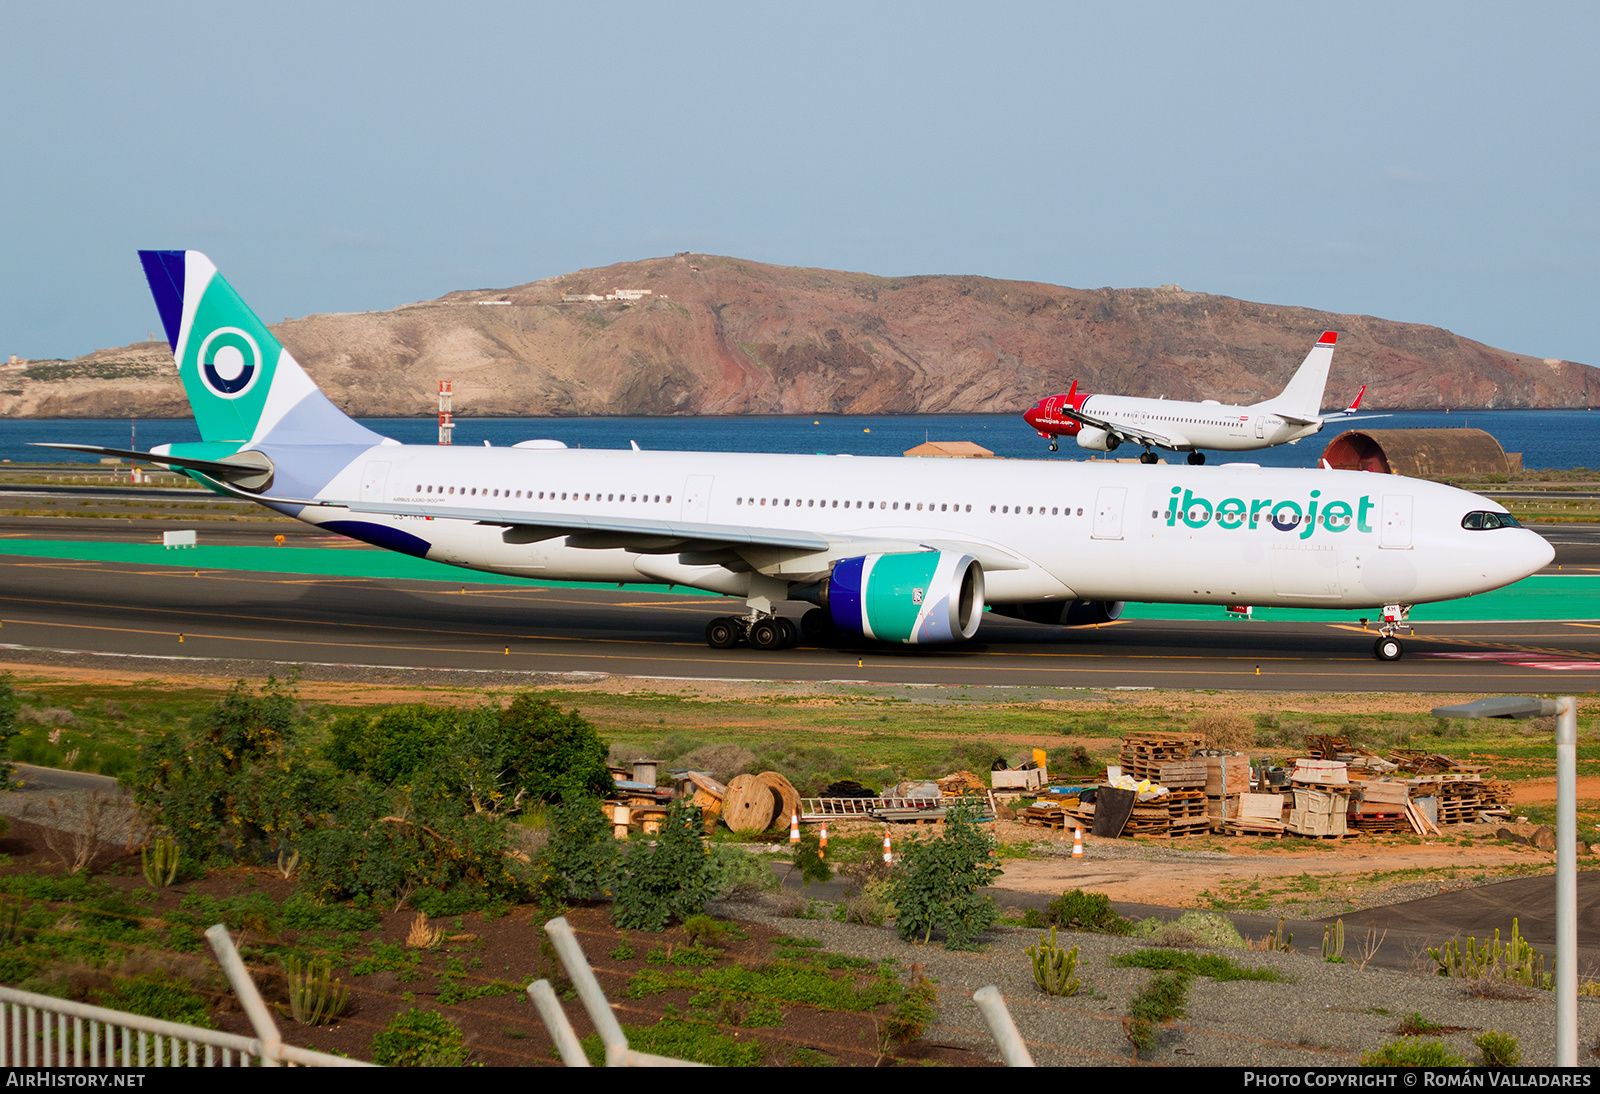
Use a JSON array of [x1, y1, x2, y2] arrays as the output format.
[[5, 408, 1599, 470]]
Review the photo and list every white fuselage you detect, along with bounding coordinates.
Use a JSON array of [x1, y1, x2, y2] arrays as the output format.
[[279, 443, 1552, 613], [1058, 394, 1323, 452]]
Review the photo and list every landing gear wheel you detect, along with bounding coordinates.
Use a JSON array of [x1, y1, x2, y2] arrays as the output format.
[[749, 618, 784, 651], [777, 617, 798, 649], [1139, 451, 1158, 464], [1187, 451, 1206, 465], [705, 617, 740, 649], [1048, 441, 1058, 452], [800, 608, 833, 641], [1374, 636, 1404, 662]]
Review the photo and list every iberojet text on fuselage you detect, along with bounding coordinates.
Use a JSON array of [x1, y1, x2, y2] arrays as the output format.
[[1166, 485, 1374, 538]]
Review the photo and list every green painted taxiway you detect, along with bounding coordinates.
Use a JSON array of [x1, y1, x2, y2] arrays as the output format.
[[0, 537, 1590, 624]]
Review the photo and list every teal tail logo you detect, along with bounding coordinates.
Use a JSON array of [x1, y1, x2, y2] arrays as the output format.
[[139, 251, 379, 448]]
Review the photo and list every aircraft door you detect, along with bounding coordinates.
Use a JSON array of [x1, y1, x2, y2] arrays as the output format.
[[1091, 486, 1127, 540], [360, 462, 390, 503], [682, 475, 714, 522], [1254, 417, 1266, 439], [1380, 494, 1413, 549]]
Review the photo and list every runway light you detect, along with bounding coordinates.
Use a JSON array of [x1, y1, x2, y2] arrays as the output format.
[[504, 647, 509, 655], [178, 634, 184, 643]]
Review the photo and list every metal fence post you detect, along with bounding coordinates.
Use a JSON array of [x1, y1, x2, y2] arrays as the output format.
[[206, 923, 282, 1066], [973, 985, 1035, 1066], [527, 980, 590, 1067]]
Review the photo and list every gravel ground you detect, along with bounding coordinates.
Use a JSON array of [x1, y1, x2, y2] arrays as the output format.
[[721, 896, 1600, 1067]]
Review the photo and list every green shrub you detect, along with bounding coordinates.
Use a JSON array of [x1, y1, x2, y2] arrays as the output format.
[[882, 969, 937, 1045], [1361, 1039, 1467, 1067], [129, 678, 326, 865], [326, 704, 458, 785], [1473, 1030, 1521, 1067], [495, 694, 612, 803], [295, 778, 529, 907], [1130, 911, 1245, 949], [1125, 971, 1189, 1054], [1046, 889, 1131, 934], [371, 1008, 467, 1066], [93, 975, 213, 1029], [1112, 948, 1289, 982], [707, 846, 778, 899], [0, 676, 20, 786], [886, 804, 1002, 948], [537, 795, 617, 902], [613, 803, 717, 932]]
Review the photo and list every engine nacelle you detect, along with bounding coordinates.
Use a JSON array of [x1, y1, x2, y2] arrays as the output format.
[[990, 599, 1125, 627], [822, 551, 985, 644], [1076, 426, 1119, 452]]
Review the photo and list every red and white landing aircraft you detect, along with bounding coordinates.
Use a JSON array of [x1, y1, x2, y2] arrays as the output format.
[[1022, 332, 1379, 465]]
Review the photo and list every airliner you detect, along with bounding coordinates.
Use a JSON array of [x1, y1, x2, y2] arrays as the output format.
[[1021, 332, 1384, 463], [42, 252, 1551, 662]]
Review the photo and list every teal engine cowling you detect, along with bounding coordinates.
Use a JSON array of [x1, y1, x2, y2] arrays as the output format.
[[821, 551, 985, 644]]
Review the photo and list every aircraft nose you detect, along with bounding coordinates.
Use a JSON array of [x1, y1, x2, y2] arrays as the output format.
[[1022, 405, 1041, 427]]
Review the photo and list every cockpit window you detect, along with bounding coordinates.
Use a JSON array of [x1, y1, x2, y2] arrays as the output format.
[[1462, 511, 1520, 530]]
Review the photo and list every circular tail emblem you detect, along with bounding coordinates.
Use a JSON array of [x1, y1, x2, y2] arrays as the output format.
[[196, 328, 262, 398]]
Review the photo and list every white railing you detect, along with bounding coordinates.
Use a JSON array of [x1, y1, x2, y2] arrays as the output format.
[[0, 923, 370, 1067], [528, 915, 1035, 1066]]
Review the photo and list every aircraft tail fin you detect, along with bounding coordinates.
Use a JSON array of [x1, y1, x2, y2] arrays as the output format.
[[1253, 331, 1337, 421], [138, 251, 383, 448]]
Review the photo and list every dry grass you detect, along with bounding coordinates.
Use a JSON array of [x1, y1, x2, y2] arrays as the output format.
[[1190, 713, 1254, 751], [405, 912, 445, 950]]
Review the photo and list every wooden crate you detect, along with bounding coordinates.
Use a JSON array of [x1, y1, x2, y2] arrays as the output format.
[[1157, 760, 1207, 789], [1205, 754, 1251, 796]]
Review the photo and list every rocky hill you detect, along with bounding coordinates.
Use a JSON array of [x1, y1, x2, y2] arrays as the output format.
[[5, 254, 1595, 418]]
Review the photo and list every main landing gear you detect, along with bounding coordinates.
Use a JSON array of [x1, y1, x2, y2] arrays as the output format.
[[705, 613, 799, 651], [1186, 451, 1206, 465], [1139, 450, 1159, 464]]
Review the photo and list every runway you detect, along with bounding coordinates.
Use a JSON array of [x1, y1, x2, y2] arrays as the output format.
[[5, 547, 1600, 691]]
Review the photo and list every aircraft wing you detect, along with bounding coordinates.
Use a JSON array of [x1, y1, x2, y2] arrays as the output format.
[[186, 475, 1030, 576], [1335, 414, 1393, 424], [1054, 405, 1187, 449]]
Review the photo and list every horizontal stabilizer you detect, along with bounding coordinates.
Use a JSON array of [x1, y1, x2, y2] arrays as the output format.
[[31, 443, 275, 491]]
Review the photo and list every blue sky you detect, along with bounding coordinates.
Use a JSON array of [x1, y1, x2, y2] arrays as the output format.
[[2, 2, 1595, 365]]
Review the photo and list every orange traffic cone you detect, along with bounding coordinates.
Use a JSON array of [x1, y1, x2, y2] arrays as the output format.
[[882, 830, 893, 865], [819, 822, 828, 859], [1072, 827, 1085, 858], [789, 811, 800, 846]]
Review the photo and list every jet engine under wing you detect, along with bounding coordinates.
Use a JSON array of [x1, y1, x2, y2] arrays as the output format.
[[1051, 405, 1187, 450]]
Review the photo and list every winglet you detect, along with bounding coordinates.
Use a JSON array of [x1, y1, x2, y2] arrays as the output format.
[[1344, 384, 1366, 414], [1318, 331, 1338, 345]]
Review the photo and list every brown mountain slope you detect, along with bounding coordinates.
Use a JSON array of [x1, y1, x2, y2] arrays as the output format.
[[5, 254, 1595, 418]]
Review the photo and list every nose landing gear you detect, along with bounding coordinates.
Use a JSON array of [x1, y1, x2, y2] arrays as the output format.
[[1370, 604, 1412, 661]]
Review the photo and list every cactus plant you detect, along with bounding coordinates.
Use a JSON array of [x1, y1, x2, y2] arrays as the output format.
[[1026, 926, 1081, 996], [283, 954, 350, 1026], [1428, 918, 1550, 989], [1322, 918, 1345, 963], [141, 836, 179, 889]]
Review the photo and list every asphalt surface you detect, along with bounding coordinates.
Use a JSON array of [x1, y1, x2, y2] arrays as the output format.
[[4, 546, 1600, 690], [0, 515, 1597, 690]]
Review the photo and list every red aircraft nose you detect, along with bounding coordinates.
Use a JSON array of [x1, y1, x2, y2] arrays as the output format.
[[1022, 404, 1043, 428]]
